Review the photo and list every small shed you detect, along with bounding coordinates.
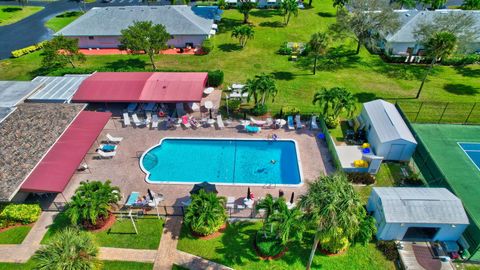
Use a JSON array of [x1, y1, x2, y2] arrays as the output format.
[[359, 100, 417, 161], [367, 187, 469, 242]]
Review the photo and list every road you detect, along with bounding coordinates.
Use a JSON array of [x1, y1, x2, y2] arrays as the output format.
[[0, 0, 170, 59]]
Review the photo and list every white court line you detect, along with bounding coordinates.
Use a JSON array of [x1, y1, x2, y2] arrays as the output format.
[[457, 142, 480, 171]]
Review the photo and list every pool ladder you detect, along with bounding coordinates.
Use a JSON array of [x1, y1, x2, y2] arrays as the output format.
[[264, 181, 277, 189]]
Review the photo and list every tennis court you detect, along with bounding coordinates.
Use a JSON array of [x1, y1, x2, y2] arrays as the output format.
[[411, 124, 480, 260]]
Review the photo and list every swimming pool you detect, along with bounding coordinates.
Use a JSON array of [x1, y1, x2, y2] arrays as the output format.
[[140, 138, 303, 186]]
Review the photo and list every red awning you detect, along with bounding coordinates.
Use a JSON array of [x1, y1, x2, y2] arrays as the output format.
[[20, 111, 111, 193], [72, 72, 208, 103]]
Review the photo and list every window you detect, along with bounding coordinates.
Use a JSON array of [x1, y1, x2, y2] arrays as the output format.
[[88, 36, 94, 40]]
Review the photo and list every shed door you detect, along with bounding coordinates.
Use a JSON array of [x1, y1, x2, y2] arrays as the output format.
[[387, 144, 405, 160]]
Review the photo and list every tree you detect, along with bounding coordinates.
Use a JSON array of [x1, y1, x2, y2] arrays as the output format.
[[462, 0, 480, 9], [184, 189, 227, 236], [272, 200, 305, 245], [65, 180, 121, 228], [393, 0, 416, 9], [256, 194, 277, 237], [430, 0, 446, 9], [244, 73, 277, 106], [416, 32, 456, 99], [238, 0, 256, 24], [218, 0, 228, 9], [34, 228, 99, 270], [355, 208, 377, 245], [299, 174, 363, 270], [312, 86, 356, 121], [119, 21, 170, 70], [281, 0, 299, 26], [231, 25, 254, 48], [334, 0, 400, 54], [308, 32, 330, 75], [332, 0, 349, 10], [418, 0, 431, 9], [41, 35, 86, 69]]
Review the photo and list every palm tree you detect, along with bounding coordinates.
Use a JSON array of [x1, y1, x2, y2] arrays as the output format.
[[299, 174, 363, 270], [34, 227, 99, 270], [237, 0, 256, 24], [312, 87, 356, 119], [231, 25, 255, 48], [184, 189, 227, 236], [281, 0, 299, 26], [245, 78, 259, 105], [308, 32, 330, 75], [416, 31, 457, 99], [65, 180, 121, 228], [273, 200, 305, 245], [256, 194, 277, 237]]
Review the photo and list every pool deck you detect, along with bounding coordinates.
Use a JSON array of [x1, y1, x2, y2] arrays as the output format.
[[60, 117, 334, 208]]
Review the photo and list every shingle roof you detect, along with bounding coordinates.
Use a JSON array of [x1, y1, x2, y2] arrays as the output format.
[[56, 6, 214, 37], [363, 99, 416, 144], [387, 10, 480, 43], [0, 103, 85, 201], [28, 75, 90, 103], [373, 187, 469, 225]]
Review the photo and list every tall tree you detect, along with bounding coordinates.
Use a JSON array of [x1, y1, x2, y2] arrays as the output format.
[[184, 189, 227, 236], [244, 73, 277, 106], [312, 87, 356, 119], [34, 228, 99, 270], [299, 174, 363, 270], [41, 35, 86, 69], [281, 0, 299, 26], [334, 0, 400, 54], [237, 0, 256, 24], [393, 0, 416, 9], [430, 0, 447, 9], [119, 21, 170, 70], [308, 32, 330, 75], [462, 0, 480, 9], [416, 32, 456, 99], [231, 25, 254, 47]]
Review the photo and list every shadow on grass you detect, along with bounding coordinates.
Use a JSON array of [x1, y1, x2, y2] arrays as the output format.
[[371, 58, 440, 81], [2, 7, 22, 12], [104, 58, 147, 70], [295, 45, 360, 72], [217, 17, 243, 33], [271, 71, 295, 80], [454, 66, 480, 78], [259, 21, 284, 28], [318, 11, 335, 17], [250, 9, 281, 18], [444, 83, 479, 95], [56, 11, 82, 18], [354, 92, 378, 103], [218, 43, 243, 52], [41, 212, 72, 243], [215, 221, 260, 266]]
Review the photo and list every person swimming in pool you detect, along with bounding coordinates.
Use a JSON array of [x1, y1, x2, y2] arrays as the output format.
[[271, 159, 276, 164]]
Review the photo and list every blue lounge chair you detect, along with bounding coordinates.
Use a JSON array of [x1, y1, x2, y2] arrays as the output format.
[[246, 125, 261, 133], [287, 116, 295, 130], [125, 192, 139, 207]]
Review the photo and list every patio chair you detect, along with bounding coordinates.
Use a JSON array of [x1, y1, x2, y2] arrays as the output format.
[[295, 115, 303, 129], [287, 116, 295, 130], [125, 192, 140, 207], [311, 115, 319, 130], [98, 144, 117, 152], [106, 133, 123, 143], [145, 112, 152, 125], [203, 87, 214, 95], [266, 118, 273, 128], [123, 112, 130, 127], [147, 189, 164, 208], [97, 149, 116, 159], [181, 115, 191, 128], [151, 114, 159, 129], [245, 125, 261, 133], [250, 117, 267, 126], [226, 196, 235, 209], [132, 113, 145, 127], [216, 115, 225, 129], [190, 117, 201, 129], [144, 102, 156, 112]]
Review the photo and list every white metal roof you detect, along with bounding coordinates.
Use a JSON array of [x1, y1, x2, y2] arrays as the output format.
[[0, 81, 40, 107], [373, 187, 469, 225], [28, 75, 90, 103], [363, 99, 417, 144]]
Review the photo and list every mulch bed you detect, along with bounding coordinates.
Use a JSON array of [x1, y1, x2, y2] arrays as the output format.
[[191, 223, 228, 240], [318, 248, 347, 257], [0, 223, 33, 233], [83, 213, 116, 233]]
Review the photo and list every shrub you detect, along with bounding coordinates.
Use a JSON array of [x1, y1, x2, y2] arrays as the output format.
[[11, 41, 47, 58], [208, 70, 224, 87], [255, 232, 285, 257], [280, 106, 300, 117], [251, 104, 268, 116], [320, 228, 350, 254], [376, 240, 399, 261], [441, 54, 480, 66], [402, 172, 423, 186], [184, 189, 227, 236], [227, 99, 242, 112], [347, 172, 375, 185], [201, 38, 214, 54], [278, 42, 292, 55], [325, 115, 339, 129], [0, 204, 41, 224]]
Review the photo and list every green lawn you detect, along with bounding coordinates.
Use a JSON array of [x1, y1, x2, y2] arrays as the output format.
[[0, 260, 153, 270], [177, 221, 395, 270], [355, 163, 408, 203], [42, 213, 164, 250], [0, 6, 44, 26], [0, 1, 478, 112], [0, 225, 32, 244], [45, 11, 82, 32]]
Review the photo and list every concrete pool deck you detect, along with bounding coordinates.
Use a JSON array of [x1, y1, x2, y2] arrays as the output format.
[[59, 117, 334, 208]]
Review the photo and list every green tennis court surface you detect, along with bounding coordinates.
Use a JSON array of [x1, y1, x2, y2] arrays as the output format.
[[412, 124, 480, 259]]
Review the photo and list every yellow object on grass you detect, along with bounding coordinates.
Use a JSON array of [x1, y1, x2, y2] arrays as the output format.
[[354, 160, 368, 168]]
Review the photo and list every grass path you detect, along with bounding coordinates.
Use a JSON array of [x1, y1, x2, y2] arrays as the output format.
[[44, 11, 82, 32], [0, 6, 44, 26]]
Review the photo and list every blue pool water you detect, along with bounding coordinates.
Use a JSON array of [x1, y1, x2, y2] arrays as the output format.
[[459, 143, 480, 171], [140, 138, 302, 185]]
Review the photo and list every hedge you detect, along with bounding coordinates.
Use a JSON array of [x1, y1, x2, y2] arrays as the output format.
[[0, 204, 41, 225], [207, 70, 224, 87], [11, 41, 47, 58], [201, 38, 214, 55]]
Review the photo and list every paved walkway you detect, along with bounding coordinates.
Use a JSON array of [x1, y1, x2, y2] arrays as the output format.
[[154, 216, 183, 270], [175, 250, 233, 270], [99, 247, 157, 263]]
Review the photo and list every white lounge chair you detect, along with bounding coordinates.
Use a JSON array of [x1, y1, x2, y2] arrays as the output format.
[[226, 196, 235, 209], [151, 114, 159, 129], [203, 87, 214, 95], [145, 112, 152, 125], [311, 115, 319, 130], [132, 113, 145, 127], [250, 117, 267, 126], [295, 115, 303, 129], [123, 112, 130, 127], [216, 115, 225, 129], [97, 149, 116, 159], [106, 133, 123, 143]]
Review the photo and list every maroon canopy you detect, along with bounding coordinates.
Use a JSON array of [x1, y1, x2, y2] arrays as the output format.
[[20, 111, 111, 193], [72, 72, 208, 103]]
